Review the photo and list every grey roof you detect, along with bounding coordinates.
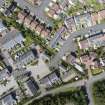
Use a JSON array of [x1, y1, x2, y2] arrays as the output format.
[[0, 20, 6, 33], [26, 79, 39, 95], [15, 50, 35, 63], [0, 30, 23, 45], [2, 94, 15, 105], [1, 30, 24, 50], [0, 68, 9, 81], [0, 0, 4, 9]]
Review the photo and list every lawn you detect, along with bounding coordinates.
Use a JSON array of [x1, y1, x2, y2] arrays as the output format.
[[91, 68, 103, 75]]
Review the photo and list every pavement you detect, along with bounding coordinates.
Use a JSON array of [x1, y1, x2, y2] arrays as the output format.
[[14, 0, 51, 24]]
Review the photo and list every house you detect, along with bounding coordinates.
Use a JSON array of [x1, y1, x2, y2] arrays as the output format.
[[98, 9, 105, 21], [0, 20, 6, 33], [4, 1, 17, 16], [24, 78, 39, 96], [0, 30, 25, 51], [45, 7, 56, 18], [74, 13, 92, 30], [0, 68, 11, 81], [40, 71, 62, 89], [2, 93, 17, 105], [24, 15, 33, 28], [91, 12, 100, 25], [35, 25, 44, 34], [65, 17, 76, 33], [18, 11, 51, 38], [18, 12, 28, 23], [48, 2, 61, 14], [79, 31, 105, 49], [30, 20, 39, 31], [41, 29, 50, 38], [80, 52, 99, 70], [59, 65, 77, 82], [0, 20, 7, 35], [14, 49, 38, 69]]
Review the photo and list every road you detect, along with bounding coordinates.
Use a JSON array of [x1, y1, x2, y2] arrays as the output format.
[[15, 0, 51, 24], [50, 23, 105, 68]]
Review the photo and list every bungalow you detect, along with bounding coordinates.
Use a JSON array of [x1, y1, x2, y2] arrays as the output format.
[[40, 71, 62, 89]]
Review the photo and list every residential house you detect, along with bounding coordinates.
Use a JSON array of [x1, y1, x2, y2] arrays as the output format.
[[24, 15, 33, 28], [18, 11, 51, 38], [4, 1, 17, 16], [0, 30, 25, 51], [14, 49, 38, 69], [91, 12, 100, 25], [2, 93, 17, 105], [79, 31, 105, 49], [40, 71, 62, 89], [0, 20, 7, 36], [65, 17, 76, 33], [0, 68, 11, 81], [80, 52, 98, 70], [35, 24, 44, 35], [30, 20, 39, 31], [74, 13, 92, 30], [41, 28, 50, 38], [98, 9, 105, 21], [18, 12, 28, 23], [24, 78, 39, 96]]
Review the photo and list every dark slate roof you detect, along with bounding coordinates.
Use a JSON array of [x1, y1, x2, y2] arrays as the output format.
[[26, 79, 39, 95]]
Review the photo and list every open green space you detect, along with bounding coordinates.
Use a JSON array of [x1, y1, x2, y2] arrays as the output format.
[[92, 79, 105, 105]]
